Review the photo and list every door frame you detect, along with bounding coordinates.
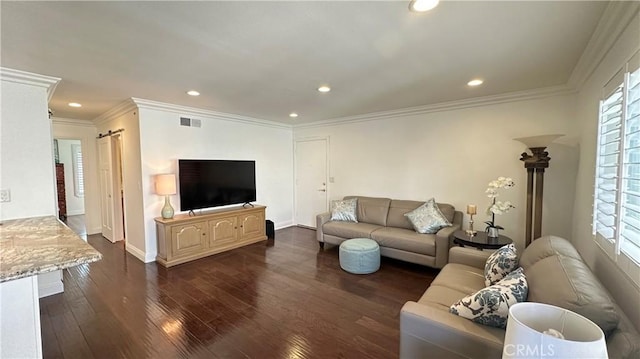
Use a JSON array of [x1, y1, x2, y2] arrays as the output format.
[[293, 136, 330, 227], [52, 136, 89, 224]]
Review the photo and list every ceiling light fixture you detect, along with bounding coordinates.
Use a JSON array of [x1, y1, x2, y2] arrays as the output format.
[[289, 113, 298, 118], [467, 79, 484, 87], [317, 85, 331, 93], [68, 102, 82, 107], [186, 90, 200, 96], [409, 0, 440, 12]]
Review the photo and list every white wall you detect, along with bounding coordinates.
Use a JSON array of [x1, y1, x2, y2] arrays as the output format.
[[572, 11, 640, 330], [294, 93, 579, 251], [137, 105, 294, 261], [52, 118, 101, 233], [56, 139, 85, 216], [95, 106, 147, 262], [0, 79, 57, 220]]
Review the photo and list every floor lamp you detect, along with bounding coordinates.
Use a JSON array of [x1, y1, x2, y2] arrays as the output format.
[[514, 135, 563, 247]]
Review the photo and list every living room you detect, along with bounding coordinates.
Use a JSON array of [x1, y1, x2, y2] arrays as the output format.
[[1, 1, 639, 358]]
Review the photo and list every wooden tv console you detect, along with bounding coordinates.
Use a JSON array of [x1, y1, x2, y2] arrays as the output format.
[[155, 205, 267, 267]]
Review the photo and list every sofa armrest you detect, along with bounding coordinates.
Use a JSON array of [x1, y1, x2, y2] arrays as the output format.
[[400, 301, 504, 359], [448, 247, 492, 269], [434, 224, 460, 268], [316, 212, 331, 243]]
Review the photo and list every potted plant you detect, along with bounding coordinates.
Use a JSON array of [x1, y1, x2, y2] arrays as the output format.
[[485, 176, 515, 238]]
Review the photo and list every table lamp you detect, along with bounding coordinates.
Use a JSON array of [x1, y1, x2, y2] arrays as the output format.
[[155, 174, 176, 219], [466, 204, 477, 235], [502, 302, 608, 359]]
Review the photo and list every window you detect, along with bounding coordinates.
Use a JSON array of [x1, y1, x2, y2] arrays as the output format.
[[71, 144, 84, 197], [594, 50, 640, 286]]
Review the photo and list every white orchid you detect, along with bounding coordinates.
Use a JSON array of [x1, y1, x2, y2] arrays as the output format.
[[485, 177, 515, 230]]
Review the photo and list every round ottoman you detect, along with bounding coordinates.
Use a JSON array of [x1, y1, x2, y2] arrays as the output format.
[[339, 238, 380, 274]]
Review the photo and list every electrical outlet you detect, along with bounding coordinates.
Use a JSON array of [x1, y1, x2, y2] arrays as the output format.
[[0, 189, 11, 203]]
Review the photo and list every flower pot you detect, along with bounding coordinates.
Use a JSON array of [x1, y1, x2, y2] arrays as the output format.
[[487, 227, 500, 238]]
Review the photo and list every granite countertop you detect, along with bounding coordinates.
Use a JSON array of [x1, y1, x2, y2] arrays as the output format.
[[0, 216, 102, 283]]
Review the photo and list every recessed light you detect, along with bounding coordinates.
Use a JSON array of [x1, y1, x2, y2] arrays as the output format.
[[317, 85, 331, 93], [409, 0, 439, 12], [467, 79, 484, 87], [289, 113, 298, 118], [186, 90, 200, 96], [68, 102, 82, 108]]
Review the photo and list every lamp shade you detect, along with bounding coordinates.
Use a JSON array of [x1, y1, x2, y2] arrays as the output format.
[[155, 174, 176, 196], [514, 134, 564, 149], [503, 302, 607, 359]]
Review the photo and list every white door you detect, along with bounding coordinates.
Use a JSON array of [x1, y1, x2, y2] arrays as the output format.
[[295, 138, 328, 228], [98, 136, 115, 242]]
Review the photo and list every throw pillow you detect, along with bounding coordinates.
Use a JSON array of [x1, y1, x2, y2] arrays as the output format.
[[484, 243, 518, 286], [450, 267, 528, 328], [404, 198, 452, 234], [330, 198, 358, 222]]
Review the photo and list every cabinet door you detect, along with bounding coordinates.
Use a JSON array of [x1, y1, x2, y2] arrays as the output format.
[[171, 221, 208, 258], [239, 211, 265, 241], [209, 216, 238, 248]]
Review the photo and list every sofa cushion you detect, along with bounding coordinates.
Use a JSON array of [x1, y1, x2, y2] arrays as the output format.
[[387, 199, 456, 230], [404, 198, 452, 234], [419, 285, 471, 309], [450, 267, 528, 329], [322, 221, 383, 239], [344, 196, 391, 226], [370, 227, 436, 256], [520, 235, 620, 334], [431, 263, 485, 295], [330, 198, 358, 222], [484, 244, 518, 286], [524, 254, 620, 334], [519, 235, 582, 268]]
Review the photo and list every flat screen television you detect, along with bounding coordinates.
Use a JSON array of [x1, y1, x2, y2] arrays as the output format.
[[178, 159, 256, 211]]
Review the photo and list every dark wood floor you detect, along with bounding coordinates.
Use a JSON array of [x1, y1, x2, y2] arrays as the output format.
[[40, 227, 438, 358]]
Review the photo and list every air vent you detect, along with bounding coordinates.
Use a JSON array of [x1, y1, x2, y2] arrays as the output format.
[[179, 117, 201, 128]]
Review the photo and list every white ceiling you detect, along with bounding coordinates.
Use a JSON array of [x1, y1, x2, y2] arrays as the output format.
[[1, 1, 607, 125]]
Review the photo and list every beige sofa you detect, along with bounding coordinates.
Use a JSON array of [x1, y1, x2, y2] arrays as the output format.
[[316, 196, 462, 269], [400, 235, 640, 359]]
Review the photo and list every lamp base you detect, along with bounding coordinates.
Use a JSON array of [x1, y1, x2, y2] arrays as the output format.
[[161, 195, 174, 219]]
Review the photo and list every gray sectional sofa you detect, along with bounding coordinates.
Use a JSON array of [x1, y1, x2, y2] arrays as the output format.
[[316, 196, 462, 269], [399, 235, 640, 359]]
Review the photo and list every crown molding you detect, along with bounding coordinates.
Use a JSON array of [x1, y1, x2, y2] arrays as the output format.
[[0, 67, 60, 102], [295, 85, 575, 129], [52, 117, 96, 127], [92, 98, 138, 126], [130, 98, 291, 130], [568, 1, 640, 90]]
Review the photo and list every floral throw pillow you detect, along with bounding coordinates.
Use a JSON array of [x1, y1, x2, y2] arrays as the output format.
[[330, 198, 358, 222], [484, 243, 518, 286], [404, 198, 452, 234], [450, 267, 528, 328]]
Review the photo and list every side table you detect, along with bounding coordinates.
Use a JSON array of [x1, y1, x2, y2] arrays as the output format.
[[451, 230, 513, 250]]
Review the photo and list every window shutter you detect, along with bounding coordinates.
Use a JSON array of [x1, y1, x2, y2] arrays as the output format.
[[620, 65, 640, 263], [72, 144, 85, 197]]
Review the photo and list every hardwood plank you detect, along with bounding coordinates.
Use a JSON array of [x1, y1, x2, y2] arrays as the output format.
[[41, 226, 436, 358]]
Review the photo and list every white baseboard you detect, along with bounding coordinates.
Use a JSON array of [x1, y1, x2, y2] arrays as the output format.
[[125, 242, 156, 263], [66, 209, 85, 216], [275, 220, 294, 230], [37, 271, 64, 298], [87, 226, 101, 235]]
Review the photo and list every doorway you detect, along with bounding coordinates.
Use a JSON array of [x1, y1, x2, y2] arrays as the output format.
[[53, 138, 86, 234], [294, 137, 329, 228], [98, 133, 125, 243]]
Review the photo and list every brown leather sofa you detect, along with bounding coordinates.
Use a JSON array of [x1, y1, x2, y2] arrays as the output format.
[[316, 196, 462, 269], [400, 235, 640, 359]]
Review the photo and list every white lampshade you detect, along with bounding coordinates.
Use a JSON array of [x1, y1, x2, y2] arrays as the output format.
[[503, 302, 607, 359], [514, 134, 564, 149], [155, 174, 176, 195]]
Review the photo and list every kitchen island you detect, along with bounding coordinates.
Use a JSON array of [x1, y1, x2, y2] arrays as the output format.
[[0, 216, 102, 358]]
